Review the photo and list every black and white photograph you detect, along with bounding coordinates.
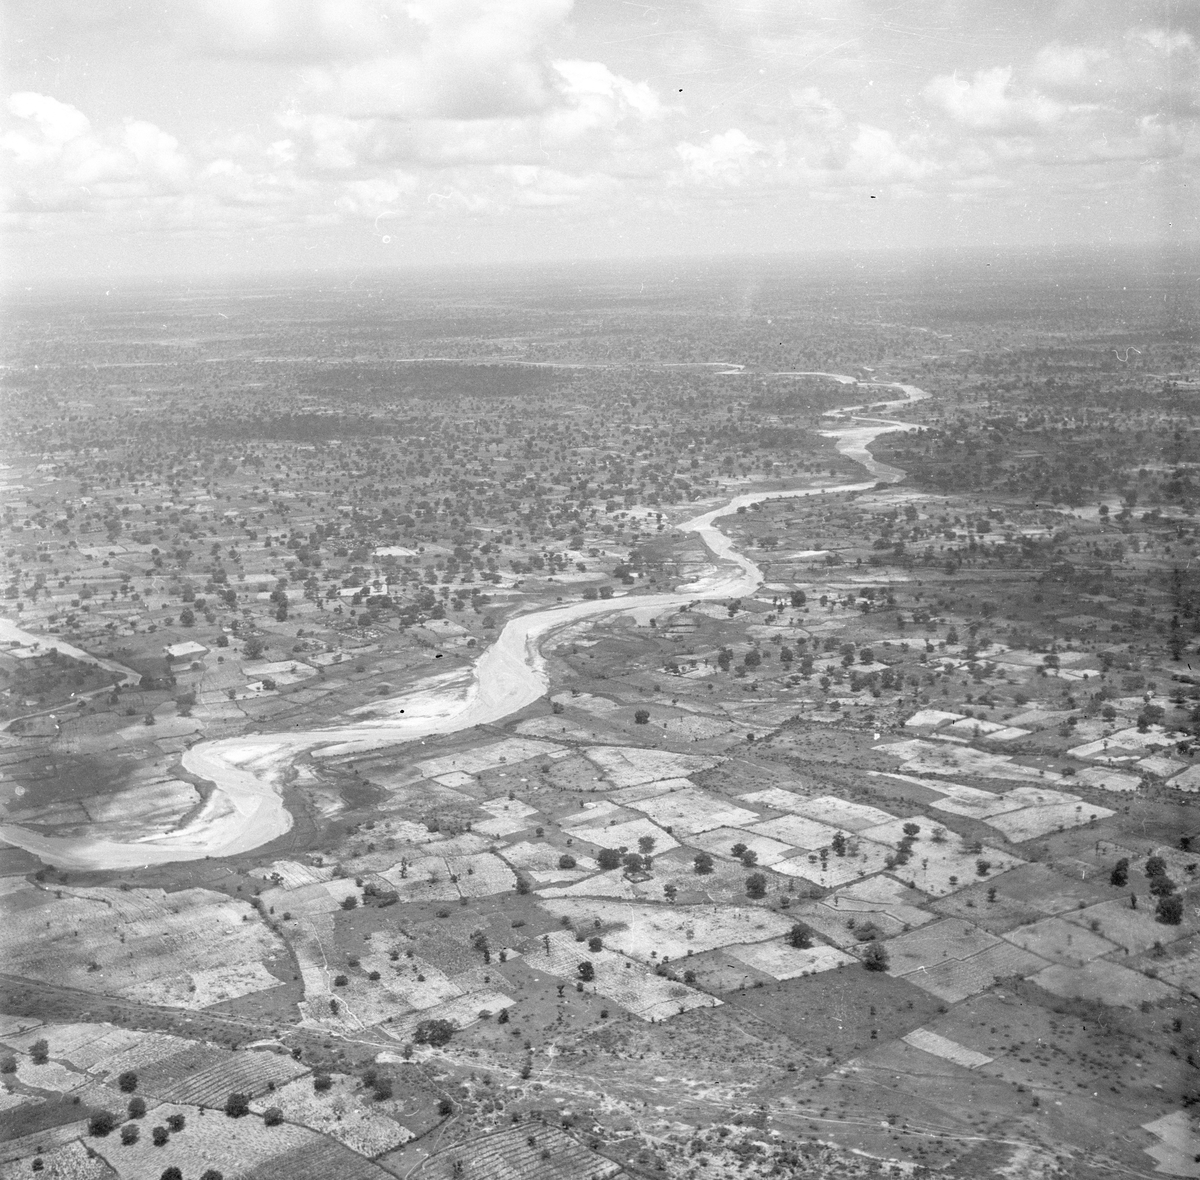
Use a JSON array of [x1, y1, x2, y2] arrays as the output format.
[[1, 2, 1198, 1177]]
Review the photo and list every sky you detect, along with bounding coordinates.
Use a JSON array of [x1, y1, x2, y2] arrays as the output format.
[[2, 0, 1198, 280]]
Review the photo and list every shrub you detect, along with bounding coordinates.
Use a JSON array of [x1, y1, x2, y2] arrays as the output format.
[[127, 1097, 147, 1119], [160, 1169, 183, 1180], [340, 894, 358, 910], [333, 974, 349, 987], [374, 1080, 394, 1101], [578, 961, 595, 982], [1156, 894, 1184, 925], [0, 1056, 16, 1074], [224, 1092, 250, 1118], [29, 1039, 49, 1065], [745, 872, 767, 899], [1145, 855, 1167, 879], [151, 1125, 170, 1146], [117, 1070, 139, 1093], [88, 1111, 118, 1137], [596, 848, 621, 871], [515, 876, 532, 895], [787, 922, 813, 949], [557, 853, 577, 870], [1110, 858, 1130, 887], [262, 1106, 284, 1126], [165, 1113, 185, 1132], [438, 1098, 454, 1116], [200, 1171, 225, 1180], [634, 709, 650, 724], [120, 1124, 140, 1145], [313, 1074, 333, 1092], [1149, 874, 1177, 897], [414, 1018, 456, 1047], [693, 852, 714, 875], [588, 936, 603, 953], [862, 941, 890, 972]]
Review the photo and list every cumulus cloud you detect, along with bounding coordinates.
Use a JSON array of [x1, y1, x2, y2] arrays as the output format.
[[924, 67, 1065, 132], [676, 129, 765, 185]]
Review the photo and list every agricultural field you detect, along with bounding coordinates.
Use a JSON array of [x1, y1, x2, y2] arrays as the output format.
[[3, 254, 1200, 1179]]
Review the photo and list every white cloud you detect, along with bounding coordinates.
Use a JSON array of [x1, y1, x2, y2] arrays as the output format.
[[676, 129, 764, 184], [924, 67, 1064, 132]]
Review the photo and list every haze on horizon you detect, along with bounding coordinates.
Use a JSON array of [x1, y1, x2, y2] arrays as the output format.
[[2, 0, 1198, 283]]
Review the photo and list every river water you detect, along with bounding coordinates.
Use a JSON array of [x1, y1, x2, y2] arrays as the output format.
[[0, 380, 925, 870]]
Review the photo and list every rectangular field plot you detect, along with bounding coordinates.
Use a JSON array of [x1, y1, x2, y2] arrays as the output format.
[[745, 814, 842, 850], [0, 1141, 109, 1180], [885, 919, 1001, 975], [788, 898, 933, 949], [902, 1027, 993, 1068], [584, 746, 717, 786], [446, 853, 518, 897], [537, 869, 638, 900], [569, 816, 679, 856], [500, 841, 598, 874], [926, 783, 1026, 819], [1030, 960, 1179, 1008], [152, 1050, 307, 1106], [689, 827, 795, 866], [378, 858, 460, 902], [984, 801, 1114, 842], [0, 884, 285, 1003], [241, 1140, 396, 1180], [738, 786, 807, 812], [789, 795, 898, 831], [538, 899, 793, 961], [883, 840, 1026, 898], [419, 1124, 624, 1180], [899, 942, 1050, 1003], [474, 815, 531, 838], [1000, 917, 1118, 966], [90, 1100, 321, 1180], [249, 859, 335, 888], [520, 931, 719, 1021], [1060, 899, 1200, 955], [631, 787, 760, 835], [415, 738, 566, 779], [250, 1073, 412, 1157], [725, 940, 855, 979], [773, 840, 895, 888], [385, 991, 515, 1042], [127, 961, 285, 1010]]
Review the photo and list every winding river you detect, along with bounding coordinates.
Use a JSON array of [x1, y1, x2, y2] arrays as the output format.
[[0, 379, 926, 871]]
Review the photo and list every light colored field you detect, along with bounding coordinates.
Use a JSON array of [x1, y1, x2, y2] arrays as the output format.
[[1076, 768, 1141, 793], [520, 930, 719, 1021], [689, 827, 795, 866], [558, 801, 634, 828], [725, 940, 855, 979], [538, 899, 793, 961], [474, 815, 530, 837], [926, 784, 1025, 819], [127, 961, 284, 1010], [744, 814, 843, 850], [499, 841, 598, 874], [384, 990, 515, 1042], [0, 884, 284, 1007], [569, 816, 679, 856], [738, 787, 807, 811], [1060, 899, 1199, 954], [14, 1057, 87, 1092], [89, 1100, 319, 1180], [415, 738, 567, 779], [250, 1073, 412, 1157], [537, 870, 638, 900], [3, 1022, 118, 1061], [630, 787, 760, 835], [773, 840, 896, 888], [904, 709, 965, 728], [879, 834, 1026, 898], [83, 1032, 195, 1080], [0, 1141, 109, 1180], [789, 897, 933, 949], [1000, 917, 1118, 966], [901, 1027, 993, 1068], [1154, 948, 1200, 994], [583, 746, 716, 786], [250, 859, 334, 889], [879, 738, 1058, 784], [378, 858, 459, 902], [479, 797, 538, 819], [899, 942, 1050, 1003], [445, 852, 517, 897], [886, 919, 1001, 973], [607, 780, 678, 805], [791, 795, 897, 831], [1031, 960, 1178, 1008], [984, 801, 1114, 842], [1141, 1110, 1200, 1178]]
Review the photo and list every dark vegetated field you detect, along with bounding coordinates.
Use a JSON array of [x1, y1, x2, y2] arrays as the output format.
[[722, 967, 944, 1063], [240, 1138, 396, 1179], [0, 1099, 99, 1144]]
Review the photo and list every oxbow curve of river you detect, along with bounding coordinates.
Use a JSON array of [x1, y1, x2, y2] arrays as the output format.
[[0, 379, 926, 870]]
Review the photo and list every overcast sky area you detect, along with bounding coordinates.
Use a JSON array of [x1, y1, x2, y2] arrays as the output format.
[[3, 0, 1198, 281]]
